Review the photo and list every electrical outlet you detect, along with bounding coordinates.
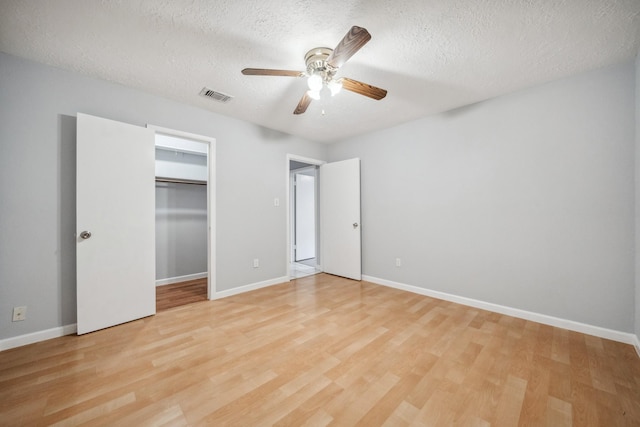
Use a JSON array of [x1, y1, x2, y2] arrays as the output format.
[[12, 306, 26, 322], [395, 258, 402, 267], [253, 258, 259, 268]]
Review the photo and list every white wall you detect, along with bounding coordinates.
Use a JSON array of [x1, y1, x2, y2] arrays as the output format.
[[329, 61, 636, 333], [0, 52, 328, 341]]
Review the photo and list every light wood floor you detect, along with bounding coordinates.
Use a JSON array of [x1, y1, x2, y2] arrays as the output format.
[[156, 278, 208, 312], [1, 273, 639, 426]]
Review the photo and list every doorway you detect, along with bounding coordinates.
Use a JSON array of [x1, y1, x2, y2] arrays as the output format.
[[288, 156, 323, 279], [286, 155, 363, 282], [150, 126, 216, 308]]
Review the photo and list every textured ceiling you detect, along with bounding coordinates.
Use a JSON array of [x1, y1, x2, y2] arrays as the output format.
[[1, 0, 639, 143]]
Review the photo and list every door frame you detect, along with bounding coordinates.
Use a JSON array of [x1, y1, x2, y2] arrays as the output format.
[[286, 154, 325, 279], [148, 125, 216, 299]]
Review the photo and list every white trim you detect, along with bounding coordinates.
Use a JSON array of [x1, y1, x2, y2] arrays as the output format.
[[0, 324, 77, 351], [4, 281, 637, 355], [2, 274, 289, 351], [147, 124, 216, 301], [155, 135, 208, 156], [207, 140, 216, 300], [363, 275, 638, 346], [148, 125, 215, 145], [287, 154, 326, 167], [210, 276, 289, 300], [156, 272, 208, 286]]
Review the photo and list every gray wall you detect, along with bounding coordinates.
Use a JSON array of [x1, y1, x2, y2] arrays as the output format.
[[1, 50, 637, 341], [328, 61, 636, 333], [636, 50, 640, 340], [155, 182, 207, 281], [155, 149, 209, 281], [0, 52, 328, 340], [155, 148, 208, 182]]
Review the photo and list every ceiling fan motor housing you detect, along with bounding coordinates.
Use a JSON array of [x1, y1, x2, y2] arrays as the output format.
[[305, 47, 337, 80]]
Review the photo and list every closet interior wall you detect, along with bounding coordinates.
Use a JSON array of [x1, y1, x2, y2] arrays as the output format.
[[155, 146, 208, 285]]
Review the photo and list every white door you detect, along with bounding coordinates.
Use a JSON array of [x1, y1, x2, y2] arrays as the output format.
[[294, 172, 316, 261], [320, 158, 361, 280], [76, 113, 156, 334]]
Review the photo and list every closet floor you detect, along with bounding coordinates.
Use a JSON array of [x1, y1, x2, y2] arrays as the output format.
[[156, 278, 207, 311]]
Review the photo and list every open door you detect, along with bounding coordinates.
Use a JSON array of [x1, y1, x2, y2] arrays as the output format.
[[320, 158, 361, 280], [76, 113, 156, 334]]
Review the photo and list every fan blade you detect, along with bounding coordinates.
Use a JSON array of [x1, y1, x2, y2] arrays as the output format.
[[340, 77, 387, 100], [242, 68, 303, 77], [293, 92, 312, 115], [326, 26, 372, 69]]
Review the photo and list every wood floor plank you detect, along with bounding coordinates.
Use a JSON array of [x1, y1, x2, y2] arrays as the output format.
[[518, 354, 552, 426], [273, 382, 343, 426], [1, 273, 639, 426], [493, 374, 528, 426], [546, 396, 572, 427], [156, 278, 207, 311]]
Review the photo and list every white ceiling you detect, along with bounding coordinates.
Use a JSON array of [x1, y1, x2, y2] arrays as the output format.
[[1, 1, 639, 143]]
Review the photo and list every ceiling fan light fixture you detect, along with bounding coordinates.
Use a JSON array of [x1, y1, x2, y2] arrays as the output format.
[[307, 89, 321, 100], [328, 79, 342, 96], [307, 74, 323, 91]]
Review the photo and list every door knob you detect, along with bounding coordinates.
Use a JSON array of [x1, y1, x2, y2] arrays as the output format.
[[80, 231, 92, 239], [353, 223, 359, 228]]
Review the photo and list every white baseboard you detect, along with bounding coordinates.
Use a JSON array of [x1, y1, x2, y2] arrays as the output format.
[[363, 275, 638, 346], [0, 275, 290, 351], [4, 277, 636, 356], [210, 276, 290, 300], [0, 324, 77, 351], [156, 272, 208, 286]]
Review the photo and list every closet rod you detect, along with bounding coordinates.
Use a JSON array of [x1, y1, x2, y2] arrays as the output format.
[[155, 177, 207, 186]]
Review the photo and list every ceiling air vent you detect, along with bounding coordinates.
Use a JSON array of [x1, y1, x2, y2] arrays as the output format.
[[199, 87, 233, 103]]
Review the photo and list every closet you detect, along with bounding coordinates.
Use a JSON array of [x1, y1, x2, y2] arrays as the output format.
[[155, 134, 209, 310]]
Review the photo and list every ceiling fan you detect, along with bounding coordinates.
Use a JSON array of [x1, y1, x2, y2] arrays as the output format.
[[242, 26, 387, 115]]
